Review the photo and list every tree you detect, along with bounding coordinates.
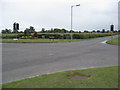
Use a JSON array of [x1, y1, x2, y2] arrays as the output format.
[[92, 30, 96, 33], [84, 30, 89, 33], [1, 29, 12, 34], [19, 31, 24, 33], [54, 28, 60, 33], [97, 30, 100, 33], [24, 28, 30, 36], [1, 30, 6, 34], [113, 30, 118, 33], [29, 26, 35, 33], [49, 28, 53, 33], [61, 29, 68, 33], [101, 29, 105, 33], [24, 26, 35, 36], [69, 30, 74, 33], [41, 28, 45, 33]]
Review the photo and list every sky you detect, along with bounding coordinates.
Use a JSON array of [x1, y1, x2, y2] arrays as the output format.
[[118, 1, 120, 30], [0, 0, 119, 32]]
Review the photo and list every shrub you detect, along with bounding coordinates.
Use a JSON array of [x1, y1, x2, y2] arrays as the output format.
[[21, 36, 34, 39]]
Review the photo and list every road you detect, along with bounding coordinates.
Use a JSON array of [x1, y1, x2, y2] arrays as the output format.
[[2, 36, 118, 83]]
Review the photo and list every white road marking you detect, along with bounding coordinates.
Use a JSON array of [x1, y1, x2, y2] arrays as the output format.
[[101, 40, 108, 44]]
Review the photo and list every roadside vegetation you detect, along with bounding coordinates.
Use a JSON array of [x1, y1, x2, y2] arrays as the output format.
[[3, 66, 119, 88], [0, 85, 2, 89], [1, 26, 119, 43], [1, 39, 84, 43], [106, 37, 120, 45], [1, 33, 115, 39], [1, 33, 117, 43]]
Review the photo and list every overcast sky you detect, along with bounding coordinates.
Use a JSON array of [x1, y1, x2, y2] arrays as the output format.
[[0, 0, 119, 32]]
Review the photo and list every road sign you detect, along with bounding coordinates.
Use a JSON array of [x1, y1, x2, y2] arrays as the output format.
[[13, 22, 19, 31]]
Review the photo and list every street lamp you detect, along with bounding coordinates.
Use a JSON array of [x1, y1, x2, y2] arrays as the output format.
[[71, 4, 80, 40]]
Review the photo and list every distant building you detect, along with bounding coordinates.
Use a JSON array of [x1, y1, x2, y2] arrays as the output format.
[[110, 25, 114, 32]]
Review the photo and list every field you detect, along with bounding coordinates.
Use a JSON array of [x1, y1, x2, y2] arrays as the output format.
[[3, 66, 119, 88]]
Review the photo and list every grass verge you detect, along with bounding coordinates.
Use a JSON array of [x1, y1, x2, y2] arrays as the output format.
[[3, 66, 119, 88], [0, 35, 113, 43], [0, 85, 2, 89], [1, 39, 85, 43], [106, 37, 120, 45]]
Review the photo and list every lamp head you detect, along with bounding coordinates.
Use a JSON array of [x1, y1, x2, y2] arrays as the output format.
[[76, 4, 80, 6]]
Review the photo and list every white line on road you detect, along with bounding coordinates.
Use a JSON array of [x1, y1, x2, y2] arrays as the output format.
[[101, 40, 108, 44]]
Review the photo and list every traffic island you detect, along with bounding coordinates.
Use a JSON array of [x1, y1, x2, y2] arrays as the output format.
[[106, 37, 120, 45]]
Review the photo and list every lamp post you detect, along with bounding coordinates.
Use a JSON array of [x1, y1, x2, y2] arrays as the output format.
[[71, 4, 80, 40]]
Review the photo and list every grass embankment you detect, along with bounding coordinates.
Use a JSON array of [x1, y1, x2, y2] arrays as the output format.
[[3, 66, 119, 88], [1, 39, 84, 43], [106, 37, 120, 45]]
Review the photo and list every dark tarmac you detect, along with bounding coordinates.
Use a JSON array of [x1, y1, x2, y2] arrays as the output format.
[[2, 36, 118, 83]]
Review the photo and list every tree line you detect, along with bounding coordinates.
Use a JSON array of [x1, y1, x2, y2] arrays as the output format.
[[1, 26, 120, 34]]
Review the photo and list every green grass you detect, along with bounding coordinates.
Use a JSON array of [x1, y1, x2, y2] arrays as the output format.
[[3, 66, 119, 88], [0, 35, 116, 43], [1, 33, 118, 43], [106, 37, 120, 45], [1, 39, 84, 43], [1, 33, 117, 39], [0, 85, 2, 89]]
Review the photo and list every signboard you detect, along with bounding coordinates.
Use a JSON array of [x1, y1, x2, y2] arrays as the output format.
[[110, 25, 114, 31], [13, 22, 19, 31]]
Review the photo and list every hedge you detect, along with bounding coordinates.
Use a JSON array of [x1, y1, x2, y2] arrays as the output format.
[[1, 33, 117, 39]]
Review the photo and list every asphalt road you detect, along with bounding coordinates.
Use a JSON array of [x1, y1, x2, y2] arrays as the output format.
[[2, 36, 118, 83]]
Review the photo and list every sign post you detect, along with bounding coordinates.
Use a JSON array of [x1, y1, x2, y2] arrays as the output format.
[[109, 31, 113, 43], [13, 22, 19, 40], [109, 24, 114, 42]]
